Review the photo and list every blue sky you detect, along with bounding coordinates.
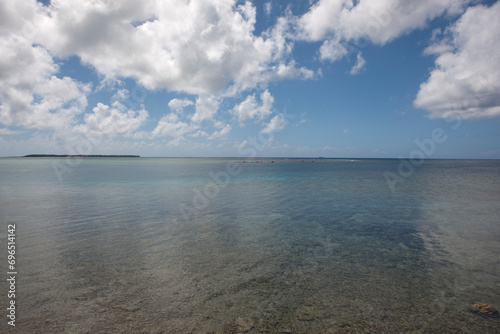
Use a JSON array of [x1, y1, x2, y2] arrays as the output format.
[[1, 0, 499, 158]]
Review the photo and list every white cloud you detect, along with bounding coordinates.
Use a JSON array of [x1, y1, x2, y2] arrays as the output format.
[[111, 89, 130, 102], [188, 123, 231, 140], [208, 124, 232, 140], [74, 102, 148, 137], [262, 114, 285, 134], [166, 136, 187, 148], [297, 0, 346, 41], [0, 35, 90, 130], [233, 94, 260, 125], [297, 0, 471, 69], [151, 113, 198, 138], [0, 128, 24, 136], [261, 90, 274, 116], [0, 0, 90, 131], [192, 95, 220, 124], [33, 0, 311, 96], [272, 60, 317, 81], [0, 0, 39, 37], [233, 89, 274, 126], [319, 36, 348, 62], [350, 53, 366, 75], [190, 130, 209, 138], [414, 3, 500, 119], [264, 2, 272, 17], [168, 98, 194, 114], [298, 0, 469, 44], [213, 120, 227, 129]]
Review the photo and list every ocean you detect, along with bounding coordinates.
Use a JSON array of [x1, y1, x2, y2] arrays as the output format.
[[1, 157, 499, 333]]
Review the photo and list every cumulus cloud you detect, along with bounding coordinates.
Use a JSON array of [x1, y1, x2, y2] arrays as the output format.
[[74, 102, 148, 137], [0, 0, 91, 132], [319, 36, 348, 62], [272, 60, 317, 81], [0, 35, 90, 130], [189, 130, 209, 138], [187, 123, 231, 140], [297, 0, 470, 69], [111, 89, 130, 102], [208, 124, 232, 140], [414, 2, 500, 119], [32, 0, 311, 96], [0, 0, 317, 151], [168, 98, 194, 114], [233, 90, 274, 126], [192, 95, 220, 124], [350, 53, 367, 75], [262, 114, 285, 134], [151, 113, 198, 138], [298, 0, 469, 44]]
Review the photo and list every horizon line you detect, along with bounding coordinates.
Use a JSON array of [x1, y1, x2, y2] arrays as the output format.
[[2, 155, 500, 161]]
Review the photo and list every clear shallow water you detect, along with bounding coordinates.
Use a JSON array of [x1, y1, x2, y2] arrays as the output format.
[[1, 157, 499, 333]]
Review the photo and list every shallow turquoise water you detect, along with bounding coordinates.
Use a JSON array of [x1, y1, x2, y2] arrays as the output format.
[[1, 158, 499, 333]]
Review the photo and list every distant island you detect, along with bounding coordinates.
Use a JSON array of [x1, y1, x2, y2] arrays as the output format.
[[24, 154, 140, 158]]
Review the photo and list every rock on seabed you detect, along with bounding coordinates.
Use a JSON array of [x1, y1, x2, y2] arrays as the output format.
[[468, 303, 500, 319]]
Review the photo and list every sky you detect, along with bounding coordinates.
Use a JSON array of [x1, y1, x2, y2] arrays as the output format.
[[0, 0, 499, 158]]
